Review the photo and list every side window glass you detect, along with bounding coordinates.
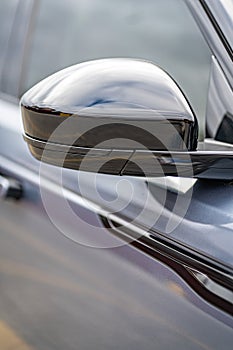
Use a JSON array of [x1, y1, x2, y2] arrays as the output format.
[[24, 0, 211, 137], [0, 0, 19, 86]]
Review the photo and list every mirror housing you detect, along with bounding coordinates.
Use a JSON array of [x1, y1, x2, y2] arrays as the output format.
[[21, 59, 199, 176], [21, 58, 233, 179]]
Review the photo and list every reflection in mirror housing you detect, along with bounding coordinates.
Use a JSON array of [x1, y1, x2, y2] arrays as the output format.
[[21, 59, 233, 179]]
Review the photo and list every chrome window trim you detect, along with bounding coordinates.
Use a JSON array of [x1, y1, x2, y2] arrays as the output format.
[[204, 0, 233, 58], [185, 0, 233, 89]]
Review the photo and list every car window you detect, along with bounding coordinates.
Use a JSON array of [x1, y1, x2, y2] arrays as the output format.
[[0, 0, 19, 89], [24, 0, 211, 138]]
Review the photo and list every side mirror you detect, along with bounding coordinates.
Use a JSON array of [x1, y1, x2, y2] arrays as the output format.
[[21, 59, 233, 179]]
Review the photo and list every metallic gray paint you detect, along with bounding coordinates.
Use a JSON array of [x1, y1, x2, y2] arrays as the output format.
[[0, 1, 233, 348]]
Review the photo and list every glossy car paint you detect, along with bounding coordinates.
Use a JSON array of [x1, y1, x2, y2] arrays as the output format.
[[0, 1, 233, 349], [21, 59, 233, 180], [21, 59, 197, 150], [1, 105, 233, 349]]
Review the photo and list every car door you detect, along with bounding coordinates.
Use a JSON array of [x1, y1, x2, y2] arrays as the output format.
[[0, 1, 233, 349]]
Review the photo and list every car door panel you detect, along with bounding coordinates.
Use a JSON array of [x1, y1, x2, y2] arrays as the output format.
[[0, 0, 233, 348], [0, 102, 233, 348], [1, 180, 233, 350]]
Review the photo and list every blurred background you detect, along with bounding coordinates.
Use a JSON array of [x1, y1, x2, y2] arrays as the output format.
[[0, 0, 211, 138]]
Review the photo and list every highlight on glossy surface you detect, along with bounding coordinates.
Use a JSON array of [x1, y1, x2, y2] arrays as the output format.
[[21, 58, 198, 152], [21, 58, 233, 180]]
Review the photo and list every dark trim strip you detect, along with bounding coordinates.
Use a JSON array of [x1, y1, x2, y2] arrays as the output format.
[[102, 216, 233, 316]]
